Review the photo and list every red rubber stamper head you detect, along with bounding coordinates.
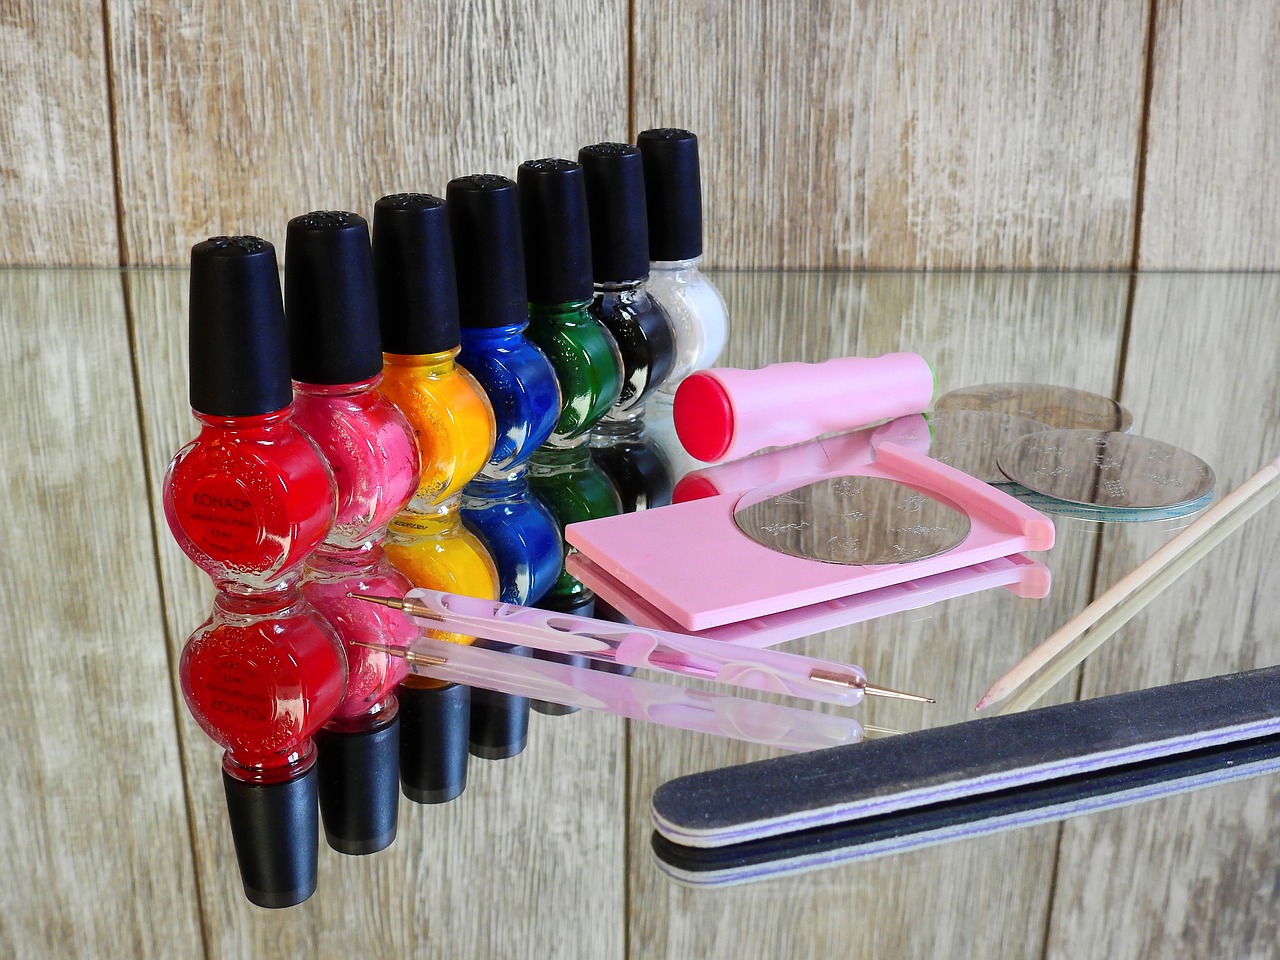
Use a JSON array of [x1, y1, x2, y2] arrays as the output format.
[[673, 372, 735, 462]]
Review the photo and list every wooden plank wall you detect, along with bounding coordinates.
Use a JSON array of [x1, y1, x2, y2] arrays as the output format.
[[0, 1, 1277, 268]]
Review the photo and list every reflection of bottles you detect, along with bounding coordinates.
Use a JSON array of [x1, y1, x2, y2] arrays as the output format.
[[579, 143, 677, 420], [528, 441, 623, 607], [458, 472, 563, 759], [372, 193, 501, 798], [384, 505, 501, 630], [637, 128, 728, 385], [163, 236, 342, 907], [517, 158, 623, 445], [384, 504, 500, 795], [284, 210, 420, 853], [588, 414, 675, 514], [448, 175, 560, 473], [461, 473, 563, 606]]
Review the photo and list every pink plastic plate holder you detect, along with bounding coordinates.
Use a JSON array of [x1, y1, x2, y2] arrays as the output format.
[[565, 441, 1056, 632], [567, 552, 1050, 648]]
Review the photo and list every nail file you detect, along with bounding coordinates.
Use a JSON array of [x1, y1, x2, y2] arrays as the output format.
[[649, 666, 1280, 886]]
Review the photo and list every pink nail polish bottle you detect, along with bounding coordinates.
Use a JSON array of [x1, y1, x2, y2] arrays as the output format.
[[284, 211, 423, 855]]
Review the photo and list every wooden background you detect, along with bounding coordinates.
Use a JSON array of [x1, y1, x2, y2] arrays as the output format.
[[1, 0, 1277, 269]]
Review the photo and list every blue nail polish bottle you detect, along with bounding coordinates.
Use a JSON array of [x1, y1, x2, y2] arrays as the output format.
[[450, 174, 564, 606]]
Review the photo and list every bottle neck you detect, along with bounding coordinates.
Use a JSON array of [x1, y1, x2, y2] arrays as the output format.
[[291, 373, 383, 399], [192, 406, 293, 435], [529, 299, 594, 324], [595, 277, 646, 294], [650, 255, 704, 273], [383, 347, 461, 376], [459, 320, 530, 345]]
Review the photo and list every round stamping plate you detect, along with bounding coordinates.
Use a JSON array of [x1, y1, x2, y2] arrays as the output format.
[[732, 475, 971, 565], [923, 409, 1049, 484], [935, 383, 1134, 433], [997, 429, 1215, 521]]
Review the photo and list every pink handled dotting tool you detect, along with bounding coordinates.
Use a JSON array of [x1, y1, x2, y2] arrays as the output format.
[[351, 588, 933, 706], [672, 353, 934, 463], [354, 635, 864, 752]]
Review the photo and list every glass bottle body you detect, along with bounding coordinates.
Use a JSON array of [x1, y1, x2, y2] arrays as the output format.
[[457, 322, 562, 475], [589, 279, 676, 419], [302, 544, 415, 723], [526, 299, 623, 446], [528, 442, 623, 606], [379, 349, 495, 511], [163, 408, 336, 595], [647, 256, 728, 386], [179, 589, 347, 781], [290, 376, 419, 550], [589, 415, 676, 513], [460, 472, 563, 605]]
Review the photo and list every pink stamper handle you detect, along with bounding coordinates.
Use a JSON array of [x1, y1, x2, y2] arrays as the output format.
[[404, 635, 863, 752], [404, 587, 869, 705], [672, 353, 935, 462]]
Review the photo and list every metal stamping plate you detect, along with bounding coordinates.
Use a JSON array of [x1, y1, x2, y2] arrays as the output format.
[[733, 476, 972, 565]]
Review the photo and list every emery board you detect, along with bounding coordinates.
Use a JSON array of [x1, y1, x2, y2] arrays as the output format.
[[650, 666, 1280, 885]]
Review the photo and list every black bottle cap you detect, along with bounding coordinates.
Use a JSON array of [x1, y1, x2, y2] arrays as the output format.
[[517, 159, 594, 305], [577, 142, 651, 283], [636, 128, 704, 261], [188, 236, 293, 417], [372, 194, 462, 355], [446, 175, 528, 328], [398, 681, 470, 803], [222, 765, 319, 909], [531, 592, 595, 716], [283, 211, 382, 385], [315, 712, 400, 855], [469, 643, 531, 759]]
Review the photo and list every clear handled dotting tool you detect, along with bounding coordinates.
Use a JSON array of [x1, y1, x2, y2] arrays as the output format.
[[354, 635, 864, 753], [351, 588, 933, 706]]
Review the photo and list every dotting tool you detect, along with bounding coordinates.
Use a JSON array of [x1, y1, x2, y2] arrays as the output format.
[[354, 636, 865, 753], [351, 589, 932, 706], [672, 353, 934, 462]]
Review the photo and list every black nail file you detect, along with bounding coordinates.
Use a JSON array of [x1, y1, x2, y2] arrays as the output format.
[[650, 665, 1280, 886]]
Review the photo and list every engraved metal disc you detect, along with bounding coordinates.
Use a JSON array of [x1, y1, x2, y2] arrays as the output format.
[[997, 430, 1215, 512], [935, 383, 1133, 433], [924, 410, 1049, 483], [732, 475, 972, 565]]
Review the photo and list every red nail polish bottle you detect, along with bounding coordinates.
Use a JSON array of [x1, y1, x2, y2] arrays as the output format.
[[284, 211, 423, 854], [163, 236, 345, 908]]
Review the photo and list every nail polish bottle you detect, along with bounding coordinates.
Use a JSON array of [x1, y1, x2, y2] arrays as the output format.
[[636, 128, 728, 385], [284, 210, 420, 854], [163, 237, 345, 908], [449, 174, 564, 606], [371, 192, 501, 800], [588, 414, 676, 514], [517, 158, 623, 446], [527, 442, 623, 609], [578, 142, 677, 422]]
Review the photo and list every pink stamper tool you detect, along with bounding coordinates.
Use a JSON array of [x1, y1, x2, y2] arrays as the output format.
[[351, 589, 933, 706], [672, 415, 931, 503], [673, 353, 934, 463], [355, 636, 865, 753]]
